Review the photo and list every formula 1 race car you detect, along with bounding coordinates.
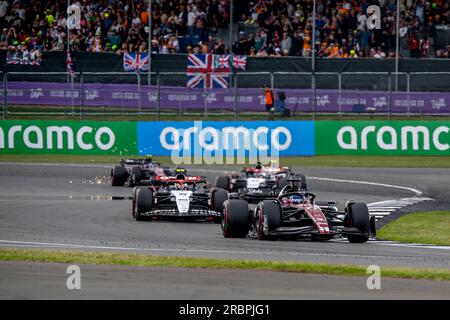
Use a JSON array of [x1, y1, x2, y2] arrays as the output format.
[[215, 161, 307, 202], [111, 157, 179, 187], [221, 182, 376, 243], [131, 173, 228, 222]]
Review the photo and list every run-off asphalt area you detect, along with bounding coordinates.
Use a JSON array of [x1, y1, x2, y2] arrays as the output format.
[[0, 163, 449, 299]]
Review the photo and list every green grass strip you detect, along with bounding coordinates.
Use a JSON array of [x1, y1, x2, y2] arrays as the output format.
[[1, 154, 450, 168], [378, 211, 450, 246], [0, 248, 449, 281]]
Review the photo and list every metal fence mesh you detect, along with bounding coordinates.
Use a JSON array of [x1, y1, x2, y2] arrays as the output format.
[[2, 71, 450, 119]]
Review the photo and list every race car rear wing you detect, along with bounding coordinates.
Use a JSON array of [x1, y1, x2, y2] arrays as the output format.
[[150, 175, 208, 185], [121, 158, 153, 165]]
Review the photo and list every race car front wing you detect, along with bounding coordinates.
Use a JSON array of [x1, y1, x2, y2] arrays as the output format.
[[140, 209, 220, 218]]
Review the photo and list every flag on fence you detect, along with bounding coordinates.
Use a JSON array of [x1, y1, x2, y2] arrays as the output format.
[[217, 55, 230, 69], [66, 51, 75, 78], [123, 52, 150, 74], [186, 54, 230, 89], [232, 55, 247, 70]]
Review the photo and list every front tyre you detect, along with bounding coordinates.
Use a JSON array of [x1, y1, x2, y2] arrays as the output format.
[[346, 202, 371, 243], [257, 200, 281, 240], [135, 187, 153, 221], [222, 200, 249, 238]]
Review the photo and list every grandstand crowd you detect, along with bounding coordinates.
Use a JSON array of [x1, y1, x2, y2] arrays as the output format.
[[0, 0, 448, 59]]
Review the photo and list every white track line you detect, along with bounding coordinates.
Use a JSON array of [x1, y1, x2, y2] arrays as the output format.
[[1, 239, 449, 256], [308, 177, 423, 196], [0, 162, 111, 168]]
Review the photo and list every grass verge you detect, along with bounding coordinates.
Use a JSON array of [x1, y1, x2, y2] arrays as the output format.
[[1, 154, 450, 168], [378, 211, 450, 246], [0, 248, 449, 281]]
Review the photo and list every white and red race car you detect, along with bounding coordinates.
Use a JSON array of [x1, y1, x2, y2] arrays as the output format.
[[215, 161, 307, 194], [131, 174, 228, 223]]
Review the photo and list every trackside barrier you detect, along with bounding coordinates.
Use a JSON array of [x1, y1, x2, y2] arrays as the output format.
[[2, 72, 450, 119], [0, 120, 449, 156], [0, 120, 137, 155]]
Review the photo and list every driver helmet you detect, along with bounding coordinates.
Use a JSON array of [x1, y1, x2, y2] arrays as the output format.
[[290, 194, 303, 204], [174, 182, 183, 190]]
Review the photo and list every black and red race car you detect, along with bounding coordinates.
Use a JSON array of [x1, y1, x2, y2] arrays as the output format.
[[111, 157, 176, 187], [131, 173, 228, 222], [221, 182, 376, 243]]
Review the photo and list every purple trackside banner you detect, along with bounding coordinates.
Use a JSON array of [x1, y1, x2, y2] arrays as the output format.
[[2, 81, 450, 114]]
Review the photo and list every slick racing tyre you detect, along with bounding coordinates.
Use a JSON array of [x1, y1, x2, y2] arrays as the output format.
[[276, 177, 288, 189], [215, 176, 231, 191], [295, 174, 307, 190], [128, 166, 142, 187], [131, 186, 141, 219], [222, 200, 249, 238], [211, 188, 229, 224], [345, 202, 371, 243], [257, 200, 281, 240], [111, 166, 127, 186], [135, 187, 153, 221]]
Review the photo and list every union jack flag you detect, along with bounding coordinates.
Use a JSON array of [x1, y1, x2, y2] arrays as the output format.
[[66, 51, 75, 78], [123, 52, 150, 74], [217, 55, 230, 69], [186, 54, 230, 89], [232, 55, 247, 70]]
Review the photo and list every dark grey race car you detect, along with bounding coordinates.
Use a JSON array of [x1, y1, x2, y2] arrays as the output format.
[[111, 157, 177, 187]]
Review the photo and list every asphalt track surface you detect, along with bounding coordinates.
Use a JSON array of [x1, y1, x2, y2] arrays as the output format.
[[0, 163, 449, 299], [1, 260, 449, 300]]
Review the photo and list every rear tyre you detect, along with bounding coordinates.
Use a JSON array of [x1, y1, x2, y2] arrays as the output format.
[[222, 200, 249, 238], [346, 202, 371, 243], [211, 188, 229, 223], [215, 176, 231, 191], [276, 177, 288, 189], [295, 174, 307, 190], [135, 187, 153, 221], [257, 200, 281, 240], [128, 166, 142, 187], [111, 166, 127, 186]]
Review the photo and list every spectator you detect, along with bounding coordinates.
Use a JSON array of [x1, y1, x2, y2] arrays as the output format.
[[0, 0, 447, 59], [233, 0, 449, 58], [0, 0, 233, 55], [280, 32, 291, 54], [264, 84, 274, 112]]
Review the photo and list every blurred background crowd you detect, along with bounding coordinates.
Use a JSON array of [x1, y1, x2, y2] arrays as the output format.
[[0, 0, 448, 59]]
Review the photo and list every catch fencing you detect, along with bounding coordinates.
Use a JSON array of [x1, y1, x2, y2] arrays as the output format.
[[2, 71, 450, 119]]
